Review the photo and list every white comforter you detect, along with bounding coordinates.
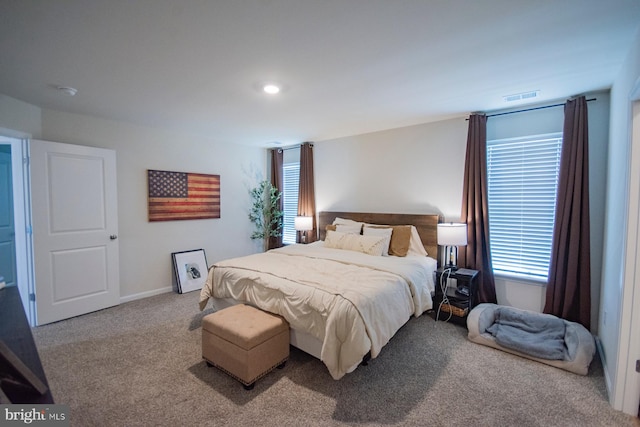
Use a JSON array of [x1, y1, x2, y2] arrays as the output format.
[[199, 242, 436, 379]]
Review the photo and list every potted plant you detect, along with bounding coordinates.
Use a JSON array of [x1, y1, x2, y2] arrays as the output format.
[[248, 180, 284, 250]]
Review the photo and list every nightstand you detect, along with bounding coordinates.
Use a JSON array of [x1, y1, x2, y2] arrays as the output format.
[[432, 267, 479, 325]]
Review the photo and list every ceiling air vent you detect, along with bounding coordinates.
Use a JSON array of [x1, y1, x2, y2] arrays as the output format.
[[503, 90, 539, 102]]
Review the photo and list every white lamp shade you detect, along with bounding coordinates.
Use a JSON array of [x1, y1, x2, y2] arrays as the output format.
[[294, 216, 313, 231], [437, 223, 468, 246]]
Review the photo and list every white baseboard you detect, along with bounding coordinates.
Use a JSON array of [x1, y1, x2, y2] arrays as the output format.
[[595, 336, 613, 401], [120, 286, 173, 304]]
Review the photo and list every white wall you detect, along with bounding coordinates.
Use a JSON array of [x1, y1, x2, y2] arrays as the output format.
[[0, 94, 42, 139], [0, 94, 266, 301], [315, 92, 610, 319], [315, 117, 468, 221], [600, 25, 640, 413]]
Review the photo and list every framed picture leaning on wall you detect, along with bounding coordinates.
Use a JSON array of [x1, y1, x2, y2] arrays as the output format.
[[172, 249, 208, 293]]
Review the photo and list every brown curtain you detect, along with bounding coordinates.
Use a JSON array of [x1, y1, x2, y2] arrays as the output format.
[[544, 96, 591, 329], [459, 114, 497, 304], [268, 148, 284, 249], [297, 142, 317, 243]]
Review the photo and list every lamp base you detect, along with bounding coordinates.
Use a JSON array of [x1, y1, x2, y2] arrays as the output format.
[[444, 245, 460, 271]]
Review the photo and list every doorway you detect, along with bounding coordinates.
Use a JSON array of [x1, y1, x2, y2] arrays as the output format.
[[0, 135, 32, 323], [0, 134, 120, 326], [0, 144, 16, 288]]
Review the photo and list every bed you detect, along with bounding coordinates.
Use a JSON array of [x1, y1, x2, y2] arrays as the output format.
[[199, 211, 441, 379]]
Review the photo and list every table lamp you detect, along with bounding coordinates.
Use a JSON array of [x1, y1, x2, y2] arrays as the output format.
[[437, 223, 467, 270], [294, 216, 313, 243]]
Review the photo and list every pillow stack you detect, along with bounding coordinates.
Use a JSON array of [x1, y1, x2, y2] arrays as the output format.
[[363, 224, 412, 257], [323, 217, 428, 257]]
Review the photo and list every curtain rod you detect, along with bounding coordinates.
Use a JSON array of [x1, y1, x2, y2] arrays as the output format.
[[270, 146, 293, 153], [482, 98, 596, 119], [272, 143, 313, 152]]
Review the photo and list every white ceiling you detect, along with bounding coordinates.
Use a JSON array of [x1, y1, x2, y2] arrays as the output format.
[[1, 1, 640, 147]]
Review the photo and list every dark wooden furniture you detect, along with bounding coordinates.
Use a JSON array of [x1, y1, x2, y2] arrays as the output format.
[[0, 286, 53, 403], [432, 268, 479, 326]]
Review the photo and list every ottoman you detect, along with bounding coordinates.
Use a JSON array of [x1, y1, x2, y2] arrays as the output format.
[[202, 304, 289, 389]]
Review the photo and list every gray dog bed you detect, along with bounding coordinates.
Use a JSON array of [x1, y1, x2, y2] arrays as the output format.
[[467, 303, 595, 375]]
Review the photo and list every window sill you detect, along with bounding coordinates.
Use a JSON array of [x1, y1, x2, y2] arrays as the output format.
[[493, 271, 547, 287]]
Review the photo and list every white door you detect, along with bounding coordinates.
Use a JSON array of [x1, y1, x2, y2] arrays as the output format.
[[0, 149, 17, 288], [31, 140, 119, 325]]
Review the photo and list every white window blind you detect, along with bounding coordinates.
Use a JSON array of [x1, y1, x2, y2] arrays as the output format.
[[487, 133, 562, 280], [282, 162, 300, 245]]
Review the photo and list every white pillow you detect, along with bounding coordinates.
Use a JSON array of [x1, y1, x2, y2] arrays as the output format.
[[335, 224, 362, 235], [324, 230, 387, 256], [407, 226, 429, 257], [333, 217, 365, 227], [362, 226, 392, 256]]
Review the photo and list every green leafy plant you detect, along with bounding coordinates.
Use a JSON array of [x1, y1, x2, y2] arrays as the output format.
[[248, 180, 284, 243]]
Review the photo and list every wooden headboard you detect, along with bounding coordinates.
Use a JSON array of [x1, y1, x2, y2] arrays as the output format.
[[318, 211, 442, 261]]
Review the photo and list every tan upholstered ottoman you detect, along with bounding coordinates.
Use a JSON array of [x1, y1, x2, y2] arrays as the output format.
[[202, 304, 289, 389]]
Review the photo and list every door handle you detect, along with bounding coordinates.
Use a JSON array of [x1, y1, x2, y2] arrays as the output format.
[[110, 234, 118, 240]]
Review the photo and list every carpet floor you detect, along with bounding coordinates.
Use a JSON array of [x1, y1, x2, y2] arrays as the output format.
[[31, 291, 640, 427]]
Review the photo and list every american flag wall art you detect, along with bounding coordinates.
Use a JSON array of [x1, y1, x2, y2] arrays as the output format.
[[147, 169, 220, 221]]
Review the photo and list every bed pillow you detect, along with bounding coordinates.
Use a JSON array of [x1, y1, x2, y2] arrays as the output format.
[[332, 217, 361, 225], [362, 226, 393, 256], [333, 217, 365, 229], [335, 224, 362, 234], [324, 230, 387, 256], [325, 223, 361, 236], [364, 224, 413, 257], [407, 226, 429, 257]]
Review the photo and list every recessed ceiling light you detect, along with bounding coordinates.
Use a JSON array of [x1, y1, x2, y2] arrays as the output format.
[[263, 84, 280, 95], [57, 86, 78, 96]]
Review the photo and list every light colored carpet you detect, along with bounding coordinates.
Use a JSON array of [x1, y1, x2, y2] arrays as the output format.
[[32, 291, 639, 427]]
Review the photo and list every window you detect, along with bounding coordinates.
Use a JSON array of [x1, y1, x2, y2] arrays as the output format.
[[281, 162, 300, 245], [487, 133, 562, 280]]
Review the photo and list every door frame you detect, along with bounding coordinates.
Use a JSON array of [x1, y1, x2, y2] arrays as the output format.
[[615, 89, 640, 414], [0, 128, 34, 325]]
